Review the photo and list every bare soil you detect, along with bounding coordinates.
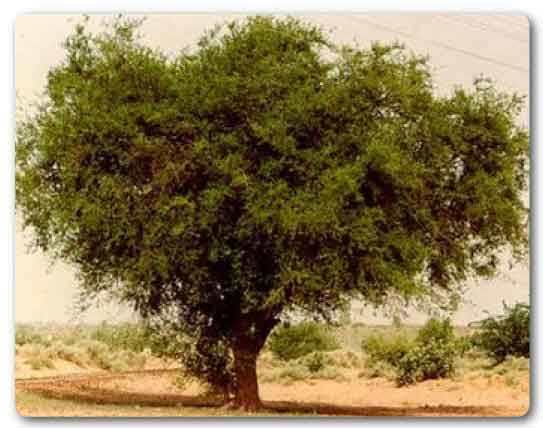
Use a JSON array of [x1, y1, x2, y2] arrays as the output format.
[[16, 367, 529, 417]]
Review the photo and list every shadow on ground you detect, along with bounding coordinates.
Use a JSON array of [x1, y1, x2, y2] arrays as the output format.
[[17, 380, 502, 417]]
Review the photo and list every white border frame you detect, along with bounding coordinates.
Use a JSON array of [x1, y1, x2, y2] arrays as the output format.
[[2, 1, 540, 427]]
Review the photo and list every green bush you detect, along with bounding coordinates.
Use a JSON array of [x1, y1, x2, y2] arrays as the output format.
[[305, 351, 325, 373], [455, 335, 474, 358], [416, 318, 455, 345], [363, 334, 411, 367], [89, 322, 152, 353], [268, 322, 339, 361], [363, 318, 461, 385], [472, 303, 529, 363], [396, 341, 457, 385]]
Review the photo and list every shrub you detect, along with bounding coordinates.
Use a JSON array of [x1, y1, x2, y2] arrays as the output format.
[[416, 318, 455, 345], [399, 318, 459, 385], [268, 361, 346, 384], [363, 318, 461, 385], [360, 360, 396, 379], [27, 356, 55, 370], [277, 365, 310, 383], [15, 326, 44, 346], [326, 350, 362, 368], [472, 303, 529, 363], [305, 351, 325, 373], [310, 366, 346, 381], [48, 341, 88, 367], [90, 322, 153, 353], [81, 340, 113, 369], [268, 322, 339, 361], [396, 341, 457, 386], [455, 335, 473, 358], [363, 334, 411, 367]]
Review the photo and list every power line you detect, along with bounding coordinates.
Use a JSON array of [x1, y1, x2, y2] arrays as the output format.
[[489, 14, 530, 30], [464, 15, 529, 40], [347, 16, 529, 74], [436, 15, 528, 44]]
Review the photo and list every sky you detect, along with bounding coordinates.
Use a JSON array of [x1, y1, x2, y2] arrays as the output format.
[[14, 14, 530, 325]]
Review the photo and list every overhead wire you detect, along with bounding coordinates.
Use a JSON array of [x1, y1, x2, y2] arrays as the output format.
[[346, 15, 529, 74], [435, 15, 528, 44]]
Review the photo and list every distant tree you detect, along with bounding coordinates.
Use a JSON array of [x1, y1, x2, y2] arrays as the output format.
[[16, 16, 528, 409]]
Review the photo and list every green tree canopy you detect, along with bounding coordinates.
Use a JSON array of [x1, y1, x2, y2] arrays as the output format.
[[16, 16, 528, 409]]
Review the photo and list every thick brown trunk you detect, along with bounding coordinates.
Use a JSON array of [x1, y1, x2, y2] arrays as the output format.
[[229, 312, 279, 411], [232, 346, 261, 411]]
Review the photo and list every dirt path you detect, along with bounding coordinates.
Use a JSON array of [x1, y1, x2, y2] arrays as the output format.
[[15, 369, 528, 417]]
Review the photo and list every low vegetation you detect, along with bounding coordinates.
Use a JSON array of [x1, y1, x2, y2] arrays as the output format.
[[471, 303, 530, 363], [364, 319, 464, 385], [15, 323, 153, 373], [15, 310, 530, 392], [268, 322, 339, 361]]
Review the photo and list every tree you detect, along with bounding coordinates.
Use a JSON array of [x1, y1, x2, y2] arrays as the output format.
[[16, 16, 528, 410]]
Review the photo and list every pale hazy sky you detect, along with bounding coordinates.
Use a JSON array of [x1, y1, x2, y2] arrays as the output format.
[[15, 14, 530, 325]]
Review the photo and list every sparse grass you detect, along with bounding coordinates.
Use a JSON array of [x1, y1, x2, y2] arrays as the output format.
[[15, 326, 151, 373], [48, 341, 89, 367], [14, 322, 531, 417], [358, 360, 396, 380], [335, 324, 424, 352], [504, 374, 519, 388], [27, 356, 55, 370], [15, 322, 530, 392], [15, 325, 46, 346], [260, 362, 347, 385]]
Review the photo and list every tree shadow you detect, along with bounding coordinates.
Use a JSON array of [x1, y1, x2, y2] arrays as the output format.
[[18, 383, 505, 416], [264, 400, 501, 416]]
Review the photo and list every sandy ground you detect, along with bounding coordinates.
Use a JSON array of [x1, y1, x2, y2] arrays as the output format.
[[15, 365, 529, 417]]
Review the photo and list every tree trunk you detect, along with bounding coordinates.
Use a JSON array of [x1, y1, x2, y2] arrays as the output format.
[[232, 345, 261, 411], [230, 313, 279, 411]]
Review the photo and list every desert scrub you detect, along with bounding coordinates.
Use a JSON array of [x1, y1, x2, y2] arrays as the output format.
[[310, 366, 346, 381], [489, 356, 529, 377], [89, 322, 154, 353], [472, 303, 529, 363], [15, 325, 45, 346], [80, 340, 114, 369], [395, 319, 459, 386], [263, 362, 346, 384], [18, 343, 46, 358], [359, 360, 396, 380], [396, 341, 457, 386], [114, 349, 149, 371], [48, 341, 89, 367], [277, 365, 310, 383], [304, 351, 325, 373], [326, 350, 362, 369], [363, 318, 461, 386], [363, 334, 411, 368], [27, 356, 55, 370], [268, 322, 339, 361]]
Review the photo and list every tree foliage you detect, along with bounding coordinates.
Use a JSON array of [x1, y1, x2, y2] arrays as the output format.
[[16, 15, 528, 408], [472, 302, 530, 363]]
